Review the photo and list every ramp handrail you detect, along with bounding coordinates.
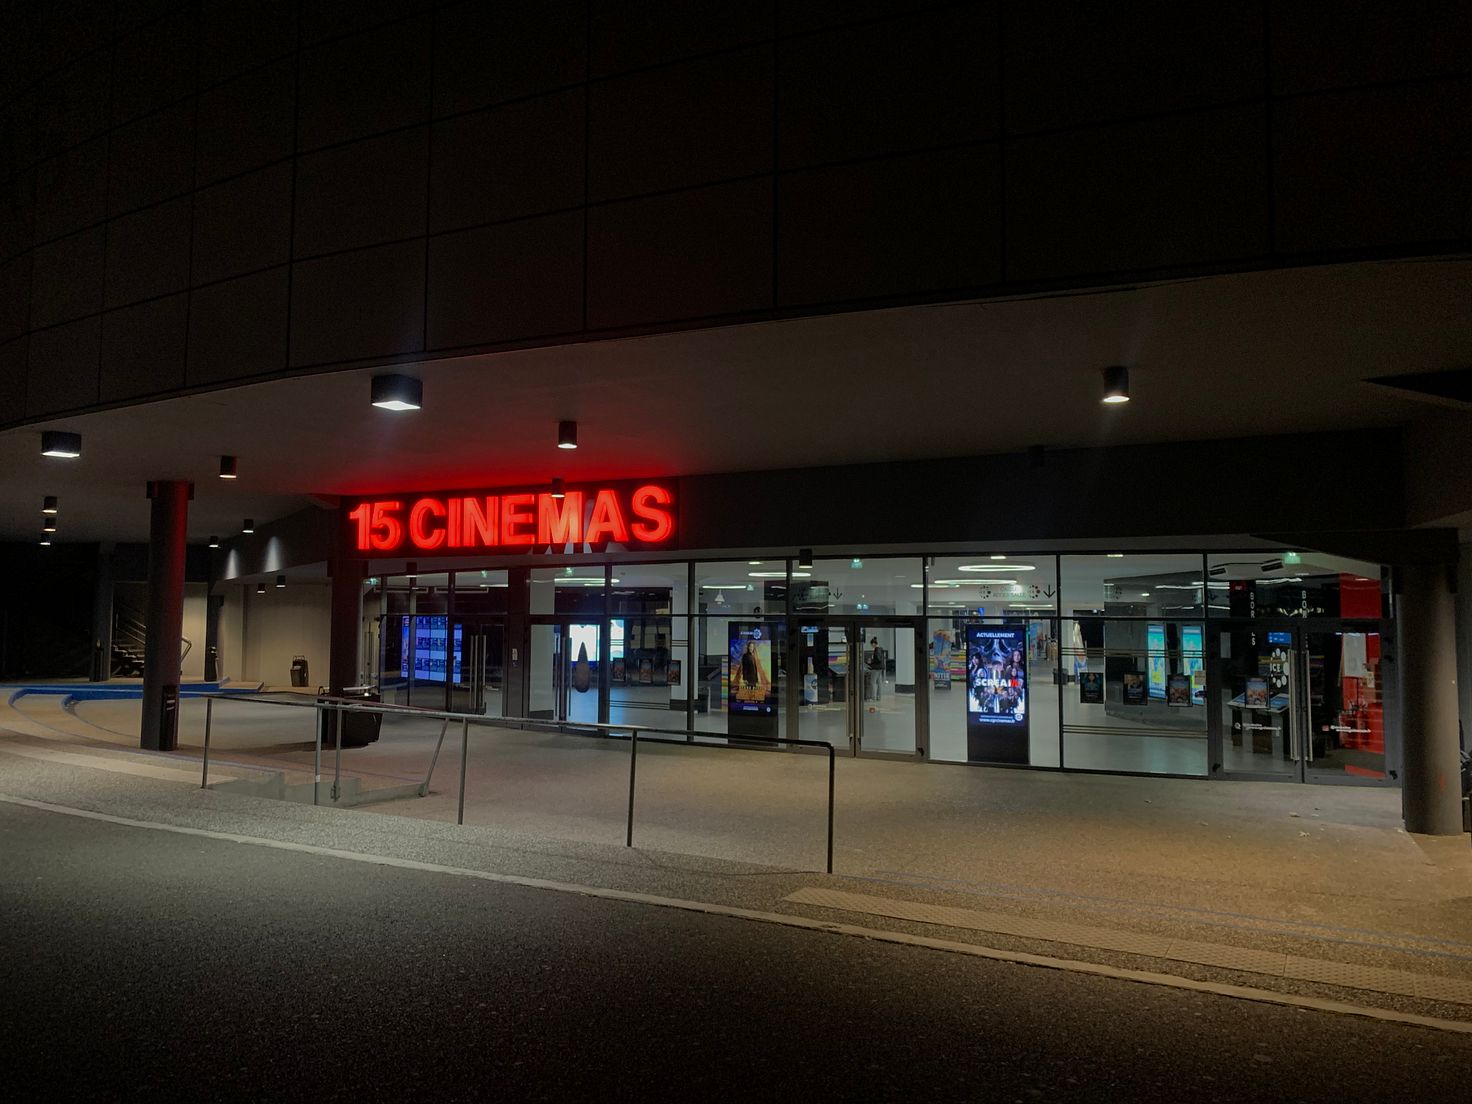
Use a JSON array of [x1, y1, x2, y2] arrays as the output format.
[[197, 692, 837, 873]]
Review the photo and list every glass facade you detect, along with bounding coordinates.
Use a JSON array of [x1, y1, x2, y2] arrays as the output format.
[[369, 549, 1393, 786]]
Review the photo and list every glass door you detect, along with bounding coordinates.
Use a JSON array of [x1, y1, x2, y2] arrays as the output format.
[[799, 618, 919, 757], [528, 619, 602, 723], [1301, 625, 1389, 784], [1213, 622, 1390, 784], [449, 620, 505, 717]]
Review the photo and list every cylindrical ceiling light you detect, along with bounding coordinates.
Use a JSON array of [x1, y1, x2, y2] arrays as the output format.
[[39, 537, 51, 546], [370, 373, 422, 411], [1101, 365, 1130, 404], [42, 496, 58, 515], [256, 582, 266, 595], [41, 430, 82, 458], [208, 536, 220, 549], [219, 455, 238, 479], [550, 477, 566, 499], [798, 548, 814, 570], [405, 560, 418, 587], [275, 574, 286, 589], [242, 518, 255, 534], [557, 420, 578, 449], [43, 517, 56, 533]]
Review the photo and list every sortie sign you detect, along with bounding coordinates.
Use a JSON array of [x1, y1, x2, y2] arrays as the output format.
[[343, 482, 676, 557]]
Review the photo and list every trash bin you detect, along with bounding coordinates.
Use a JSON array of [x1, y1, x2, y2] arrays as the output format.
[[319, 686, 382, 749], [290, 655, 309, 687]]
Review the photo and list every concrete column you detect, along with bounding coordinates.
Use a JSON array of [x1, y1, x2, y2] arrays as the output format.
[[140, 481, 189, 751], [1398, 562, 1464, 835], [327, 553, 363, 693]]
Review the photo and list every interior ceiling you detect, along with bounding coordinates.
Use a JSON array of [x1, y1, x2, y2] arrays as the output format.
[[2, 257, 1469, 544]]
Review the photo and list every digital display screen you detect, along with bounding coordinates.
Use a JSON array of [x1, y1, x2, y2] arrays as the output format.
[[1146, 623, 1167, 701], [965, 624, 1029, 764], [400, 616, 461, 684]]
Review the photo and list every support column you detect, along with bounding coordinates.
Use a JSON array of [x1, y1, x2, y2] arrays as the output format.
[[1398, 562, 1463, 835], [328, 551, 364, 694], [90, 544, 113, 681], [140, 481, 189, 751]]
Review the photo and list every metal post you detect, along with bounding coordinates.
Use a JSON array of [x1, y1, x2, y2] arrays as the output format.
[[457, 718, 469, 826], [313, 698, 323, 806], [420, 717, 449, 797], [332, 701, 343, 802], [626, 729, 638, 848], [826, 745, 835, 875], [200, 696, 213, 788]]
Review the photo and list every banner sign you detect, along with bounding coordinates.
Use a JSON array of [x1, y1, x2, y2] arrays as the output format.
[[965, 624, 1029, 764], [344, 480, 676, 557]]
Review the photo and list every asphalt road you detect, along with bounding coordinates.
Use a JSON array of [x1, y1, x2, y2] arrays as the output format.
[[0, 803, 1467, 1103]]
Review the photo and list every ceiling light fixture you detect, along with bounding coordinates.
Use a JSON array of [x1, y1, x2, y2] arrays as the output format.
[[208, 536, 220, 548], [1101, 365, 1130, 404], [956, 563, 1036, 572], [42, 496, 58, 515], [41, 430, 82, 458], [218, 455, 238, 479], [256, 583, 266, 595], [557, 420, 578, 449], [550, 477, 566, 499], [1260, 559, 1284, 573], [797, 548, 814, 570], [43, 517, 56, 533], [275, 575, 286, 589], [370, 373, 422, 411], [38, 538, 51, 546], [242, 518, 254, 534]]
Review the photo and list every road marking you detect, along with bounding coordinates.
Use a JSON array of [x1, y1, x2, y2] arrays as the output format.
[[783, 886, 1472, 1006], [2, 792, 1470, 1037], [0, 742, 235, 784]]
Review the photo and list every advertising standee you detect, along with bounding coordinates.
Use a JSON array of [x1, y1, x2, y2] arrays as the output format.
[[727, 622, 780, 740], [965, 624, 1029, 764]]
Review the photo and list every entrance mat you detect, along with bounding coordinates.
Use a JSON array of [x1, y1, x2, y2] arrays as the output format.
[[783, 886, 1472, 1006]]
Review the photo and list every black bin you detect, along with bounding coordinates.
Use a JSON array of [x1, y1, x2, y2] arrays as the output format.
[[319, 686, 382, 749], [289, 655, 309, 687]]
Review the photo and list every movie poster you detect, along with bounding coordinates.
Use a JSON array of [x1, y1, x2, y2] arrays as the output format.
[[611, 657, 626, 683], [930, 629, 956, 690], [1245, 676, 1269, 709], [965, 624, 1029, 764], [1166, 673, 1191, 707], [1122, 671, 1146, 705], [728, 622, 778, 738], [1079, 671, 1104, 704], [668, 659, 681, 686]]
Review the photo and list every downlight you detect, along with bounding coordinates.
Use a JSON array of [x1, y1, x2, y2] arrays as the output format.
[[1101, 365, 1130, 404], [371, 374, 422, 411], [41, 430, 82, 458]]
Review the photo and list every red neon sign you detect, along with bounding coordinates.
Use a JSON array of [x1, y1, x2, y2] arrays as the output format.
[[346, 482, 677, 556]]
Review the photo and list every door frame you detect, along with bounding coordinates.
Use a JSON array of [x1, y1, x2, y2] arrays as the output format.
[[1208, 617, 1394, 786]]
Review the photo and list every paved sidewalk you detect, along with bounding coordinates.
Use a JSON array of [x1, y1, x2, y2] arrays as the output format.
[[5, 694, 1471, 1024]]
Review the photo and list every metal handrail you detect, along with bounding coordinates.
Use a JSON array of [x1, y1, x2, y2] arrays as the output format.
[[197, 692, 837, 873]]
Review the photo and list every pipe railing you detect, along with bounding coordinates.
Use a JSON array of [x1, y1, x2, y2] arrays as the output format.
[[198, 692, 836, 873]]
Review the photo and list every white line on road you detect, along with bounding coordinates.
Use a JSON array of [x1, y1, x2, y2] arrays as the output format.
[[3, 792, 1469, 1037]]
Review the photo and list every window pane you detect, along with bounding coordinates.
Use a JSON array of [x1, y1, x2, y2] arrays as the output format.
[[927, 555, 1056, 617], [696, 560, 784, 618], [801, 557, 923, 615], [450, 569, 509, 614], [693, 615, 786, 741], [529, 566, 606, 615], [1205, 552, 1384, 619], [1061, 554, 1202, 619], [926, 615, 1060, 766], [1060, 617, 1207, 775]]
